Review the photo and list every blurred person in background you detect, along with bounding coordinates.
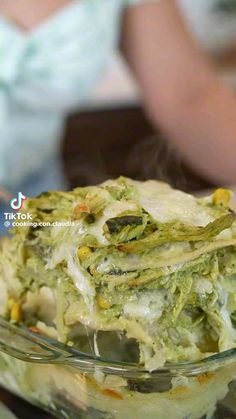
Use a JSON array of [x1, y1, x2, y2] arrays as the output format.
[[179, 0, 236, 90], [0, 0, 236, 233]]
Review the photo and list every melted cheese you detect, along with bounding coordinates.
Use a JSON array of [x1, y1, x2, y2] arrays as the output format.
[[133, 180, 213, 226], [123, 291, 166, 322], [67, 254, 95, 308], [88, 179, 214, 245]]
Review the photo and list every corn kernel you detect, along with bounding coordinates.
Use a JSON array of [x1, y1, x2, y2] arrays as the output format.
[[77, 246, 92, 261], [8, 298, 15, 310], [213, 188, 232, 207], [97, 296, 110, 310], [10, 302, 22, 323]]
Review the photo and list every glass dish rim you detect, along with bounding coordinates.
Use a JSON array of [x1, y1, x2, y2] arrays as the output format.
[[1, 317, 236, 377]]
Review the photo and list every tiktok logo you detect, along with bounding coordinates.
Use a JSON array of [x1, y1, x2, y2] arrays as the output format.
[[10, 192, 27, 210]]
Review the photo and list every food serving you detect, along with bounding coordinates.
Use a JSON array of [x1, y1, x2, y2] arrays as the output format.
[[1, 177, 236, 372]]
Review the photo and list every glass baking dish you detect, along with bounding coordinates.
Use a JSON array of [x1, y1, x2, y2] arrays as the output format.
[[0, 317, 236, 419]]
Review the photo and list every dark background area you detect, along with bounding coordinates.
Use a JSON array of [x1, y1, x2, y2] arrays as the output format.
[[63, 106, 214, 191]]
